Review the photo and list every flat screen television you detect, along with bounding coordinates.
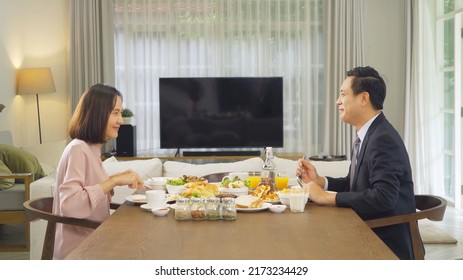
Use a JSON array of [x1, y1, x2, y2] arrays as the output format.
[[159, 77, 283, 152]]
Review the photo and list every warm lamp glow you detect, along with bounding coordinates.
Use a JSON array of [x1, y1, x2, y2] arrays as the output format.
[[16, 67, 56, 95], [16, 67, 56, 144]]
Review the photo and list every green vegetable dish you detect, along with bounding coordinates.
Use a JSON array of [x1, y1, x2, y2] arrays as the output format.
[[220, 177, 250, 188]]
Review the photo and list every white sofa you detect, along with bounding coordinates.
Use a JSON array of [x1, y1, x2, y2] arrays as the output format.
[[25, 142, 350, 260]]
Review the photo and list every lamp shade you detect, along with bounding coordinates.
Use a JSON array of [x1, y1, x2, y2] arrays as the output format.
[[17, 67, 56, 95]]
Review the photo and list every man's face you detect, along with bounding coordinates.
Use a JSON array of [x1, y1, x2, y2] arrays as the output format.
[[336, 76, 363, 125]]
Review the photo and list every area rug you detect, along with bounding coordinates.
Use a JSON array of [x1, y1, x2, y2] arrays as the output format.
[[419, 221, 458, 244]]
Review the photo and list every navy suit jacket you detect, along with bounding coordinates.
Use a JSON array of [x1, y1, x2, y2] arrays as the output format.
[[327, 112, 417, 260]]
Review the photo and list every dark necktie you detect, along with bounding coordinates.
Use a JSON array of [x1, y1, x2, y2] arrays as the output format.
[[349, 137, 361, 189]]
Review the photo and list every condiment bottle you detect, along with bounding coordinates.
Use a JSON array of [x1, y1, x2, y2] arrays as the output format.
[[175, 197, 191, 221], [221, 197, 237, 220], [206, 197, 221, 220], [261, 146, 276, 191], [190, 197, 206, 220]]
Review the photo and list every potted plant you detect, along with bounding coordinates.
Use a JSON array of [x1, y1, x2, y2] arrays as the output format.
[[122, 108, 135, 125]]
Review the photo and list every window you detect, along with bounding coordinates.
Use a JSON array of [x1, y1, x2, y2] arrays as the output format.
[[436, 0, 463, 205], [113, 0, 324, 155]]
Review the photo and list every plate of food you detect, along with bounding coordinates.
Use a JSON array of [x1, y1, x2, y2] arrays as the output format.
[[236, 202, 272, 213], [235, 195, 271, 212], [125, 194, 147, 204], [220, 177, 250, 196], [263, 198, 281, 204]]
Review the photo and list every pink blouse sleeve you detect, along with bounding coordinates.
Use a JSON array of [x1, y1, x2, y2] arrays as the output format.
[[56, 143, 109, 220]]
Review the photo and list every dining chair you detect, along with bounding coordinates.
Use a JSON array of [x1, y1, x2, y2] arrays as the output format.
[[365, 194, 447, 260], [23, 197, 120, 260]]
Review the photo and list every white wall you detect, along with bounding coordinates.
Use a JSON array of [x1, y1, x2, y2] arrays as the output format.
[[364, 0, 407, 136], [0, 0, 69, 147]]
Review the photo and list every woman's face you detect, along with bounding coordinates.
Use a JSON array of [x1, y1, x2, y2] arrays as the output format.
[[105, 96, 123, 140]]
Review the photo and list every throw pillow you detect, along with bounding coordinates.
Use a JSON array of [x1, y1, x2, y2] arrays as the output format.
[[163, 157, 264, 178], [0, 160, 15, 190], [102, 157, 163, 178], [0, 144, 45, 182]]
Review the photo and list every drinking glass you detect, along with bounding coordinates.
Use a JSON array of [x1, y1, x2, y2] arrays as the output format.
[[248, 171, 262, 189], [275, 171, 290, 190], [289, 190, 306, 213]]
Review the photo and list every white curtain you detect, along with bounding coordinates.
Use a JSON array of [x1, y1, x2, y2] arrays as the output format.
[[69, 0, 116, 152], [112, 0, 324, 155], [69, 0, 115, 111], [404, 0, 444, 196], [322, 0, 364, 159]]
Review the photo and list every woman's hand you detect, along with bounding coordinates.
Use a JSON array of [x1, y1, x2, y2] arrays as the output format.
[[110, 169, 144, 189], [101, 169, 144, 193]]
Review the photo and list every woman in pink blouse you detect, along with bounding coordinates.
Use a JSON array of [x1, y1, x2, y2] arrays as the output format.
[[52, 84, 144, 259]]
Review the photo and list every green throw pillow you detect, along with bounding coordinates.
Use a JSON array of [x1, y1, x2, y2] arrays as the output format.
[[0, 160, 15, 190], [0, 144, 45, 183]]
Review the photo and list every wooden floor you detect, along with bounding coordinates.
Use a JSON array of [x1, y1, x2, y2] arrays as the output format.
[[1, 206, 462, 260]]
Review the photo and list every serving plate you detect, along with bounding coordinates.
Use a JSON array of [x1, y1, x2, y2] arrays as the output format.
[[236, 202, 271, 213], [263, 199, 281, 204], [125, 194, 147, 204]]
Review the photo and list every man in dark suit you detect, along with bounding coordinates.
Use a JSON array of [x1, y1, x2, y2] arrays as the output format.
[[297, 66, 418, 260]]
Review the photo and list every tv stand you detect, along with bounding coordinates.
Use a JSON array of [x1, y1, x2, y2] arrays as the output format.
[[182, 150, 261, 157]]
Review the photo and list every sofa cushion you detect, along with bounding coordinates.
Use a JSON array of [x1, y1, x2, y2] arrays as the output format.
[[21, 140, 67, 175], [0, 160, 14, 190], [102, 157, 163, 178], [163, 157, 264, 178], [0, 144, 45, 182], [0, 182, 25, 210]]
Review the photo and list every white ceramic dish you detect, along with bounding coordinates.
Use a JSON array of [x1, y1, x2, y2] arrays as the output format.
[[151, 207, 170, 216], [125, 194, 147, 204], [269, 204, 287, 213], [236, 202, 271, 212], [220, 187, 249, 197], [145, 177, 178, 190], [166, 184, 187, 195], [140, 203, 169, 211]]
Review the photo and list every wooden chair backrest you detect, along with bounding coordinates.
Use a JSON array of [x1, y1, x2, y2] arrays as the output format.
[[23, 197, 101, 260], [365, 194, 447, 260]]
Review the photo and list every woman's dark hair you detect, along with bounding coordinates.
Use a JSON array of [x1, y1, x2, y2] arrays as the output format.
[[68, 83, 122, 144], [346, 66, 386, 110]]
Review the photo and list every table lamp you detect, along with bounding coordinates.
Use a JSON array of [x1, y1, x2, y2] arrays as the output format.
[[16, 67, 56, 144]]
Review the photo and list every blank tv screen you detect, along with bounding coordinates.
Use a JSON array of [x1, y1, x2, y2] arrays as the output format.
[[159, 77, 283, 149]]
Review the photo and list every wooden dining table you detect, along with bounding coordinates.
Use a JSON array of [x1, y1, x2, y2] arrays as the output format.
[[65, 200, 398, 260]]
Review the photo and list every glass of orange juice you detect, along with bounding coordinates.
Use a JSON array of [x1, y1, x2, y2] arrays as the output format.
[[248, 171, 261, 189], [275, 171, 290, 190]]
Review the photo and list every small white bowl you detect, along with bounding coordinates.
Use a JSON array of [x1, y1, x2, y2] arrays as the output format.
[[269, 204, 287, 213], [166, 184, 187, 195], [151, 207, 170, 217], [219, 187, 249, 197]]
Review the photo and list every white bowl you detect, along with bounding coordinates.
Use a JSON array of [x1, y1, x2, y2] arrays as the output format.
[[219, 187, 249, 197], [151, 207, 170, 217], [144, 181, 166, 190], [269, 204, 287, 213], [166, 184, 187, 195]]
